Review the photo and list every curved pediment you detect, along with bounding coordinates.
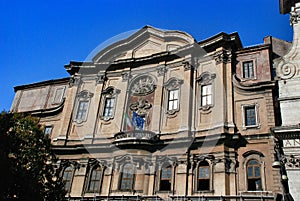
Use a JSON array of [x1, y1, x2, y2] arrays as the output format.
[[92, 25, 196, 63]]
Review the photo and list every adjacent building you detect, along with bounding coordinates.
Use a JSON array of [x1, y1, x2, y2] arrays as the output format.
[[272, 1, 300, 201], [10, 24, 290, 200]]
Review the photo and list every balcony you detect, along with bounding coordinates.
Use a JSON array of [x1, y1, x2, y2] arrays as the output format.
[[113, 130, 160, 149]]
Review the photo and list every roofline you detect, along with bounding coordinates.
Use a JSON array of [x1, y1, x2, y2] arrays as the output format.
[[235, 43, 271, 54], [198, 32, 243, 51], [14, 77, 70, 92]]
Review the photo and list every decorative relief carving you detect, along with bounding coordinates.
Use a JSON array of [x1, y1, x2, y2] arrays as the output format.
[[121, 72, 132, 81], [214, 50, 232, 64], [128, 99, 152, 130], [164, 77, 184, 90], [129, 99, 152, 117], [283, 155, 300, 169], [102, 86, 120, 96], [157, 65, 167, 76], [96, 73, 107, 84], [69, 76, 82, 87], [130, 75, 156, 96], [197, 72, 216, 84], [290, 9, 300, 25], [77, 90, 94, 99], [183, 61, 193, 71], [277, 61, 297, 80]]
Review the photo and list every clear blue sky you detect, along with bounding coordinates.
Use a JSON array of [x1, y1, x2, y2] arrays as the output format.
[[0, 0, 292, 111]]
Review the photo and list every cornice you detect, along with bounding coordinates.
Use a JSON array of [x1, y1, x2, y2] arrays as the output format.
[[232, 74, 275, 91], [14, 77, 69, 92]]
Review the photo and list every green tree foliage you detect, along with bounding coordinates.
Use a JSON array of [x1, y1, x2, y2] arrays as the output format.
[[0, 111, 66, 201]]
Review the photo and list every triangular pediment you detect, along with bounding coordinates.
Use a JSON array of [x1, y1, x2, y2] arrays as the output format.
[[92, 25, 195, 63]]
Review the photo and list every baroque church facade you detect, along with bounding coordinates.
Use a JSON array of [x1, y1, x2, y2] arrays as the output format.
[[10, 4, 300, 198]]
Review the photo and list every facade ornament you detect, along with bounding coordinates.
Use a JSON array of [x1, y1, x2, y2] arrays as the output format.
[[290, 9, 300, 25], [77, 90, 94, 99], [129, 99, 152, 130], [69, 76, 82, 87], [129, 99, 152, 117], [183, 61, 193, 71], [102, 86, 120, 96], [96, 73, 107, 84], [196, 72, 216, 85], [164, 77, 184, 91], [284, 155, 300, 169], [221, 158, 236, 173], [277, 61, 297, 80], [157, 65, 167, 76], [130, 75, 156, 96], [121, 72, 132, 81], [214, 50, 232, 64]]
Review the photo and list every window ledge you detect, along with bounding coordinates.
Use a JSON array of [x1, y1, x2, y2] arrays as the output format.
[[240, 77, 257, 82], [193, 190, 214, 194], [156, 190, 175, 194], [199, 104, 214, 113], [242, 124, 260, 130]]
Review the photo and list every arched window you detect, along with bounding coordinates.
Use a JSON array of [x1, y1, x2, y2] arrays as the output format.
[[87, 166, 102, 193], [247, 159, 262, 191], [160, 165, 172, 191], [120, 164, 134, 191], [197, 161, 210, 191], [62, 166, 73, 192]]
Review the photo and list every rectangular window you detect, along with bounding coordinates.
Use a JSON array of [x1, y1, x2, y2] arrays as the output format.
[[197, 162, 210, 191], [44, 126, 53, 136], [247, 160, 262, 191], [52, 87, 65, 104], [88, 167, 102, 193], [103, 98, 115, 117], [76, 101, 88, 121], [63, 167, 73, 192], [160, 166, 172, 191], [120, 164, 134, 190], [168, 89, 179, 111], [243, 61, 254, 79], [244, 106, 257, 126], [201, 84, 212, 106]]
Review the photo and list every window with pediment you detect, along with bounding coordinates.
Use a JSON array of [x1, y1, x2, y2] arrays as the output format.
[[62, 166, 74, 193], [159, 165, 172, 191], [101, 86, 120, 121], [86, 166, 103, 193], [74, 90, 93, 123], [164, 77, 184, 115], [197, 161, 210, 191], [197, 72, 216, 111], [119, 163, 135, 191]]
